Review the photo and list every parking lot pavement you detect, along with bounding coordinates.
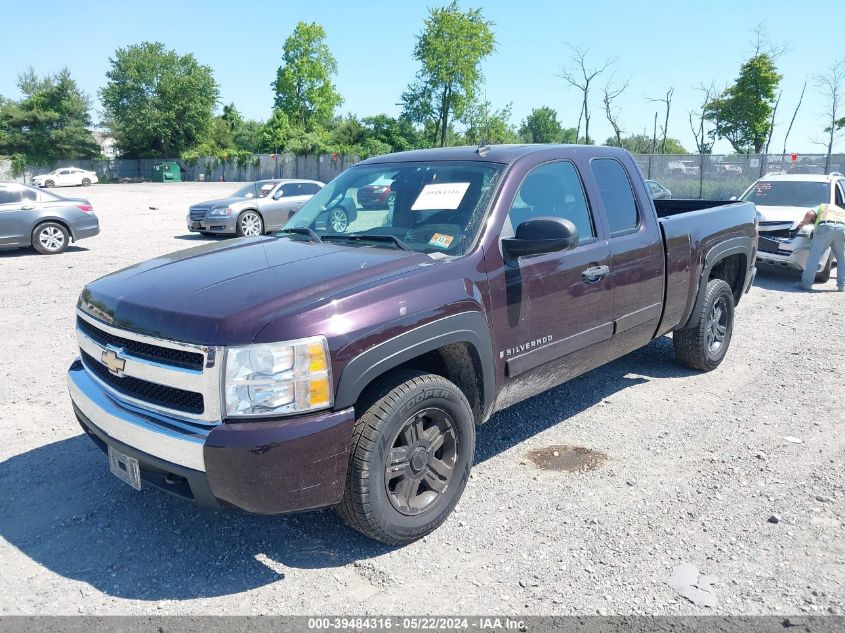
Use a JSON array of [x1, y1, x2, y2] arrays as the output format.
[[0, 183, 843, 615]]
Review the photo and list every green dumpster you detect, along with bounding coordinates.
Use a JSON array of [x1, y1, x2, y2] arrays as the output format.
[[151, 161, 182, 182]]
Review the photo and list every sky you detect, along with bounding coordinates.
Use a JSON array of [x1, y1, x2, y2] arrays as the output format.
[[1, 0, 843, 155]]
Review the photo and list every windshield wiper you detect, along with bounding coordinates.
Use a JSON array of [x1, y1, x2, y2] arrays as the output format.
[[321, 233, 413, 251], [278, 227, 322, 243]]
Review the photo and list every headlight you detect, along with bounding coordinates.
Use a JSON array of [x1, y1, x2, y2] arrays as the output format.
[[208, 207, 232, 216], [224, 336, 332, 417]]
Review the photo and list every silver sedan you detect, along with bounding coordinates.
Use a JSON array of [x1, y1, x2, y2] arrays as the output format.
[[0, 182, 100, 254], [186, 179, 327, 237]]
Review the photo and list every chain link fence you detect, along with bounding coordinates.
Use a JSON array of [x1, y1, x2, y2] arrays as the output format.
[[16, 153, 361, 185], [9, 151, 845, 200], [632, 153, 845, 199]]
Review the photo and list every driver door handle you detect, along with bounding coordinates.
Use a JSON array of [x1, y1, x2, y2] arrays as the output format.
[[582, 264, 610, 284]]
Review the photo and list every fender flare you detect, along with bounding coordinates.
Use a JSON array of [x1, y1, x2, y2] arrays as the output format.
[[681, 236, 753, 329], [334, 312, 495, 419]]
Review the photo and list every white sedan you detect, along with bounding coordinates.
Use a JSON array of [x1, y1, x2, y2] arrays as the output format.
[[32, 168, 99, 188]]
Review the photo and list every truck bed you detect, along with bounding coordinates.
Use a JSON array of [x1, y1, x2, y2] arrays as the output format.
[[654, 199, 743, 218]]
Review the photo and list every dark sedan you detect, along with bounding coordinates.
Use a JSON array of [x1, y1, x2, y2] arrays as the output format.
[[0, 182, 99, 254], [356, 180, 396, 209]]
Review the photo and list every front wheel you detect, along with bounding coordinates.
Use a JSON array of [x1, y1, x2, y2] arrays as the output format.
[[44, 179, 55, 188], [236, 210, 264, 237], [673, 278, 735, 372], [81, 178, 91, 186], [336, 370, 475, 545], [815, 254, 833, 283]]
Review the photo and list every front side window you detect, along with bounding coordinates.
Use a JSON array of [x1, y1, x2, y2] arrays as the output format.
[[507, 161, 595, 244], [231, 181, 276, 199], [0, 187, 23, 205], [285, 161, 504, 256], [280, 183, 302, 197], [591, 158, 639, 235]]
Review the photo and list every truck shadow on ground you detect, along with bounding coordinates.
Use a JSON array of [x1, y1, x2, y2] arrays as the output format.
[[0, 336, 691, 601]]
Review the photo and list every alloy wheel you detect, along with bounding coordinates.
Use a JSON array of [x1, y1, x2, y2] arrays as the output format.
[[706, 296, 729, 354], [240, 212, 263, 236], [38, 226, 65, 252], [329, 208, 349, 232], [384, 407, 457, 516]]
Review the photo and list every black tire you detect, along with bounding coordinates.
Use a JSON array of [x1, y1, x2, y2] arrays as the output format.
[[673, 278, 735, 372], [81, 178, 91, 186], [815, 254, 833, 283], [235, 210, 264, 237], [336, 370, 475, 545], [44, 179, 54, 188], [32, 221, 70, 254]]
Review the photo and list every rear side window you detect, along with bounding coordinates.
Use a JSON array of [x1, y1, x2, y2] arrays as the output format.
[[300, 183, 321, 195], [508, 161, 595, 244], [591, 159, 640, 235]]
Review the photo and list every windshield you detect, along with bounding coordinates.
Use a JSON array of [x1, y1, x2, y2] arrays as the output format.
[[231, 181, 276, 199], [282, 161, 504, 255], [742, 181, 829, 207]]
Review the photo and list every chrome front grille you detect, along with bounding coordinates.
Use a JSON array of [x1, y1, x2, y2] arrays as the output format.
[[76, 310, 223, 424], [189, 207, 208, 221]]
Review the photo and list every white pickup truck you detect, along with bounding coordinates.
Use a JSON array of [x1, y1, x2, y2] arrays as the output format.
[[742, 172, 845, 282]]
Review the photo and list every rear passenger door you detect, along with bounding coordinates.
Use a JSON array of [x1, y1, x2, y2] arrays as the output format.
[[588, 158, 665, 349]]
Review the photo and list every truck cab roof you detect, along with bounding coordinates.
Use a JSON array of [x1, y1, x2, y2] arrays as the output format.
[[357, 144, 633, 166]]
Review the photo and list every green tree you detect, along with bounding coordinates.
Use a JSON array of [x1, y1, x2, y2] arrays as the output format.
[[0, 67, 100, 166], [361, 114, 425, 152], [100, 42, 219, 157], [605, 134, 687, 154], [261, 109, 292, 152], [519, 106, 564, 143], [273, 22, 342, 130], [462, 101, 519, 145], [401, 1, 495, 147], [704, 53, 782, 154]]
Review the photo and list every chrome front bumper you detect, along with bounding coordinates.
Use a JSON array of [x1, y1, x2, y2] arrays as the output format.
[[67, 360, 208, 471]]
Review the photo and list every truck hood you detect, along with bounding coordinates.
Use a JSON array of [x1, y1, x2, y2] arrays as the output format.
[[78, 236, 430, 345], [755, 205, 815, 230]]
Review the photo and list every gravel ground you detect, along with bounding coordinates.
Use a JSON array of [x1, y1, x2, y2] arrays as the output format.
[[0, 182, 842, 616]]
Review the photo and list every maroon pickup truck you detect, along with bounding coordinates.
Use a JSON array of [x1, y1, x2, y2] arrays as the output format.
[[68, 145, 757, 544]]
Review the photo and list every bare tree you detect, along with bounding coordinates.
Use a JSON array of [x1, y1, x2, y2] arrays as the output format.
[[781, 79, 807, 155], [689, 83, 717, 154], [648, 87, 674, 153], [651, 111, 658, 154], [602, 74, 630, 146], [814, 59, 845, 173], [764, 90, 782, 154], [559, 44, 618, 144]]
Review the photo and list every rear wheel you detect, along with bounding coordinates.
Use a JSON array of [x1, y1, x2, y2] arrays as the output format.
[[236, 211, 263, 237], [336, 370, 475, 545], [673, 278, 735, 371], [328, 206, 350, 233], [32, 222, 69, 254], [385, 192, 396, 211], [815, 254, 833, 283]]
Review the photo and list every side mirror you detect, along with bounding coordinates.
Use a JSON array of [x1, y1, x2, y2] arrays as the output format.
[[273, 190, 285, 200], [502, 217, 579, 261], [729, 196, 738, 201]]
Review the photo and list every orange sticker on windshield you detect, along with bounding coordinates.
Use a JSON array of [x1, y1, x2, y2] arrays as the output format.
[[429, 233, 454, 249]]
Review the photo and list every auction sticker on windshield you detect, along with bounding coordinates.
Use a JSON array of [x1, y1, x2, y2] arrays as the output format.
[[412, 182, 470, 210], [429, 233, 454, 249]]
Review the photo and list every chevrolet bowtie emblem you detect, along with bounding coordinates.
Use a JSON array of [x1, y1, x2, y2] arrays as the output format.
[[101, 349, 126, 376]]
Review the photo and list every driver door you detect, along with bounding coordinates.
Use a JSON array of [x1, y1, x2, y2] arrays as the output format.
[[486, 160, 613, 404]]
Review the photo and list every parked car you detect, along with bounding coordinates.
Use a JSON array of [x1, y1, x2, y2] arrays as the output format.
[[356, 177, 397, 209], [645, 179, 672, 199], [741, 172, 845, 282], [32, 167, 98, 188], [0, 182, 99, 254], [186, 179, 327, 237], [667, 160, 700, 176], [68, 145, 756, 544]]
